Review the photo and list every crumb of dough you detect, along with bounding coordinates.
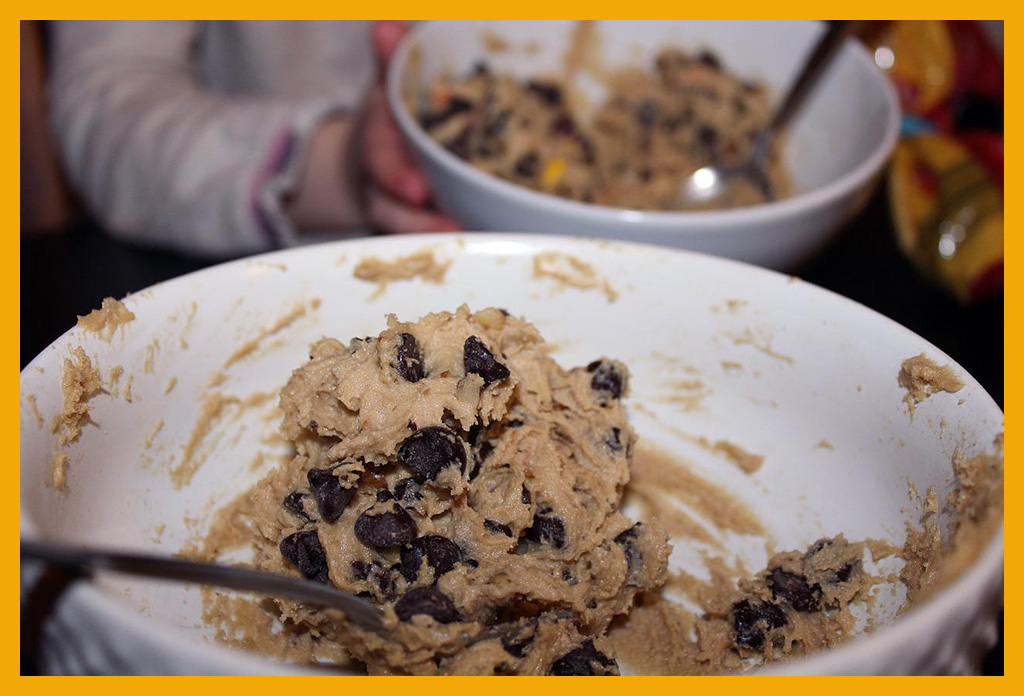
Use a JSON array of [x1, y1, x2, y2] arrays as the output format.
[[712, 440, 764, 474], [532, 251, 618, 302], [26, 394, 44, 429], [51, 452, 69, 490], [143, 338, 159, 374], [123, 373, 134, 402], [164, 376, 177, 395], [353, 250, 451, 299], [815, 440, 834, 450], [721, 360, 743, 371], [197, 306, 668, 675], [481, 30, 510, 52], [898, 353, 965, 416], [50, 346, 103, 446], [76, 297, 135, 342]]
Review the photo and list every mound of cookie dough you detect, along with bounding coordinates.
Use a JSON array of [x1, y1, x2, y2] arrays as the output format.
[[247, 306, 670, 674], [419, 49, 788, 211]]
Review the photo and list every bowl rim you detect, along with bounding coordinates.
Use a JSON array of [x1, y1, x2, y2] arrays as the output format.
[[387, 19, 902, 230], [20, 233, 1003, 675]]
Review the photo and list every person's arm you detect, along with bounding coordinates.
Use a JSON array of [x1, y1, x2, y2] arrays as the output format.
[[49, 21, 360, 257]]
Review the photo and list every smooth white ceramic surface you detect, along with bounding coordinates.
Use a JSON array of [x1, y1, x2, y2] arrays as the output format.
[[20, 234, 1002, 674], [387, 21, 900, 271]]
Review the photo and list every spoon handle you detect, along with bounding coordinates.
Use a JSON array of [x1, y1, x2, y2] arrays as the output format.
[[21, 538, 386, 633], [768, 20, 862, 135]]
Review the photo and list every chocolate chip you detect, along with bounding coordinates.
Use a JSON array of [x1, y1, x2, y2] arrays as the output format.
[[501, 630, 534, 658], [397, 425, 467, 483], [399, 535, 462, 582], [484, 519, 514, 537], [521, 485, 531, 505], [605, 428, 623, 452], [464, 336, 510, 385], [525, 509, 565, 548], [419, 96, 473, 131], [577, 136, 596, 165], [526, 80, 563, 106], [393, 477, 422, 506], [698, 124, 719, 149], [354, 505, 417, 548], [836, 562, 856, 583], [306, 467, 357, 523], [395, 333, 425, 382], [484, 110, 511, 138], [768, 568, 822, 612], [549, 640, 617, 675], [478, 441, 495, 462], [636, 100, 658, 128], [696, 50, 721, 70], [444, 127, 473, 159], [283, 491, 312, 522], [472, 61, 490, 76], [279, 530, 328, 581], [351, 560, 396, 601], [552, 113, 576, 136], [586, 360, 624, 399], [732, 599, 788, 651], [394, 586, 460, 624], [614, 525, 643, 583]]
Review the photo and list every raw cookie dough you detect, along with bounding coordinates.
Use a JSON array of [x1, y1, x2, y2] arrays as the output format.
[[237, 306, 670, 674], [419, 49, 788, 210], [610, 534, 878, 674], [898, 353, 965, 415], [76, 296, 135, 342]]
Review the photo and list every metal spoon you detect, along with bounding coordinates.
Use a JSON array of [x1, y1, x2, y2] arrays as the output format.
[[21, 539, 387, 634], [679, 20, 860, 207]]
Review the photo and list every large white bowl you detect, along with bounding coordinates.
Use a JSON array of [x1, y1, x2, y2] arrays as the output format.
[[387, 21, 900, 270], [21, 234, 1001, 674]]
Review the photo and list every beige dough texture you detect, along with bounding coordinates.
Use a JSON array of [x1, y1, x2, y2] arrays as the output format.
[[419, 49, 788, 211], [76, 296, 136, 342], [898, 353, 965, 415], [231, 306, 670, 674]]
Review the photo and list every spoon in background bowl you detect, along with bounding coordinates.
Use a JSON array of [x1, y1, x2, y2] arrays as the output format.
[[679, 20, 861, 208]]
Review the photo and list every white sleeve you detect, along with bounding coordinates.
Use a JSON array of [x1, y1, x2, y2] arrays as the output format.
[[49, 21, 349, 257]]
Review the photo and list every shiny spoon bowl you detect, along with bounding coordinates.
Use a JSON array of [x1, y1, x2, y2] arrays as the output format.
[[679, 21, 859, 208]]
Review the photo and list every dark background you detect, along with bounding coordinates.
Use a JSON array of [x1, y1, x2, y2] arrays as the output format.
[[20, 188, 1003, 673]]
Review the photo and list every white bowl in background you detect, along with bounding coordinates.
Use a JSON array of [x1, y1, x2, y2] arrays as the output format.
[[387, 21, 900, 271], [21, 234, 1001, 674]]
